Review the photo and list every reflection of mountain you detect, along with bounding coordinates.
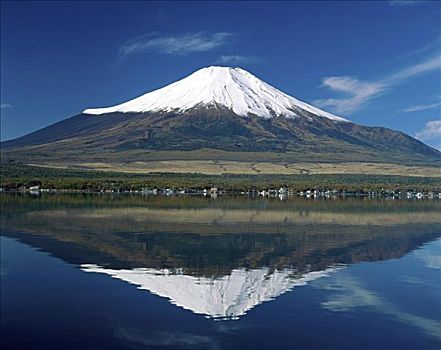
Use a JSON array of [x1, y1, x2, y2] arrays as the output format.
[[82, 265, 339, 319], [1, 193, 440, 319], [2, 194, 440, 275]]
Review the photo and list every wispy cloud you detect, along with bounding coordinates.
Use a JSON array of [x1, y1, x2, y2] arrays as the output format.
[[390, 0, 428, 5], [314, 77, 385, 114], [403, 101, 441, 113], [118, 32, 233, 59], [215, 55, 261, 65], [415, 120, 441, 150], [315, 54, 441, 114], [1, 103, 12, 109], [395, 39, 441, 62], [385, 56, 441, 82]]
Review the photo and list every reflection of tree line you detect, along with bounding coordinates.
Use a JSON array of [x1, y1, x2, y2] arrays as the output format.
[[23, 207, 440, 227], [4, 228, 439, 277], [2, 193, 441, 215], [2, 198, 440, 277]]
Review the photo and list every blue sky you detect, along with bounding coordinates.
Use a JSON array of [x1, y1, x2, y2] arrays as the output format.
[[1, 1, 440, 149]]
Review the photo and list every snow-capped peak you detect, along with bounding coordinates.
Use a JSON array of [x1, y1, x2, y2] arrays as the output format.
[[83, 66, 347, 122]]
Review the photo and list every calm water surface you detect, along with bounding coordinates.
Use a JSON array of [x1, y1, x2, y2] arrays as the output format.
[[1, 193, 440, 349]]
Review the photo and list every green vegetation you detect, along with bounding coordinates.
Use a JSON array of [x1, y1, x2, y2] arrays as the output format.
[[1, 164, 440, 192]]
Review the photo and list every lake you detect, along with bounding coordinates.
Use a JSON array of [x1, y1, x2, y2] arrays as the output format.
[[1, 193, 440, 350]]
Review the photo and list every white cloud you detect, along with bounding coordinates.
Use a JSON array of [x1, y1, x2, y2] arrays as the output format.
[[0, 103, 12, 109], [215, 55, 261, 65], [403, 101, 441, 113], [385, 56, 441, 83], [314, 77, 385, 114], [315, 54, 441, 114], [118, 32, 233, 59], [415, 120, 441, 150]]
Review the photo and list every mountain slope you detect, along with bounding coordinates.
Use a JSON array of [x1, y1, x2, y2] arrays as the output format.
[[2, 66, 440, 168]]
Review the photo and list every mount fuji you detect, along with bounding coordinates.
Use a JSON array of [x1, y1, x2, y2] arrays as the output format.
[[2, 66, 440, 169]]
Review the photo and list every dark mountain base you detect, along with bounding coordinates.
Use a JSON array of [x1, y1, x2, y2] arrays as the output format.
[[2, 110, 441, 166]]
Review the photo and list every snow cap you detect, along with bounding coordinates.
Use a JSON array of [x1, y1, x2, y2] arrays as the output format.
[[84, 66, 347, 122]]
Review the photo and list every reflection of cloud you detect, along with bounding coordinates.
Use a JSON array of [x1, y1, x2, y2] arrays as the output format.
[[401, 275, 440, 289], [417, 253, 441, 269], [413, 239, 441, 269], [321, 276, 378, 311], [214, 321, 250, 334], [321, 275, 441, 339], [116, 328, 218, 349]]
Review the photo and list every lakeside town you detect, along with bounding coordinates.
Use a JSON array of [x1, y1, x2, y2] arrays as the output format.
[[5, 185, 441, 200]]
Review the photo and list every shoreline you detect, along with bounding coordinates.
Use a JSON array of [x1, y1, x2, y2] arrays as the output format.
[[2, 164, 440, 195], [2, 188, 440, 200]]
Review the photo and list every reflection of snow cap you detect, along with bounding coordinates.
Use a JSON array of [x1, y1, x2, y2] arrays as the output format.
[[81, 264, 340, 320]]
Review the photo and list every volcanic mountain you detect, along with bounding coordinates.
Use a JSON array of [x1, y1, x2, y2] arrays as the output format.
[[2, 66, 440, 172]]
